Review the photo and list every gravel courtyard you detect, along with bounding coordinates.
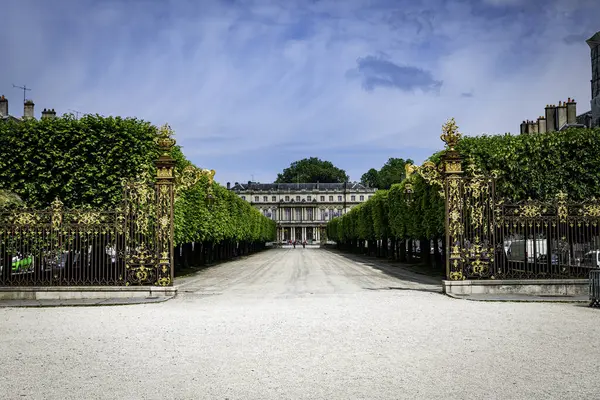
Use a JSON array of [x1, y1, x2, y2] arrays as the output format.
[[1, 248, 599, 400]]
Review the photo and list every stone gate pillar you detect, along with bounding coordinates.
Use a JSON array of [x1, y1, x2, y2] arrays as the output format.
[[155, 124, 176, 286], [440, 118, 465, 280]]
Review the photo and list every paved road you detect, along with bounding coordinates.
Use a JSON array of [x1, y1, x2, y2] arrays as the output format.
[[1, 248, 599, 400]]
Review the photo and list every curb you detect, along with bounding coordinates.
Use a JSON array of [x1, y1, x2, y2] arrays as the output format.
[[0, 295, 176, 308], [445, 293, 590, 303]]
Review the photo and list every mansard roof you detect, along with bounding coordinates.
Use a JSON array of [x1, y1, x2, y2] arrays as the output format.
[[230, 182, 376, 191]]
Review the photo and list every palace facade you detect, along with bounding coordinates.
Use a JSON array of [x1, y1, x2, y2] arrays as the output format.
[[229, 181, 377, 243]]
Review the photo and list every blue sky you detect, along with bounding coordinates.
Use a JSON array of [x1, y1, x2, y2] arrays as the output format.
[[1, 0, 598, 185]]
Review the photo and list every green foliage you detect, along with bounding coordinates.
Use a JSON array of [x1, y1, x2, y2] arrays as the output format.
[[275, 157, 349, 183], [360, 157, 414, 189], [0, 114, 159, 208], [0, 190, 23, 211], [0, 114, 275, 247], [370, 190, 389, 239], [330, 127, 600, 244], [360, 168, 379, 188], [174, 178, 276, 246], [457, 127, 600, 201]]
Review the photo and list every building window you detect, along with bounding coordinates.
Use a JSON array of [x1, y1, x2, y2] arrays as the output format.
[[320, 195, 325, 201], [295, 208, 302, 220], [351, 195, 356, 201], [307, 208, 313, 221], [329, 196, 333, 201], [307, 196, 312, 201], [338, 195, 342, 201], [296, 195, 301, 201], [272, 196, 277, 201], [263, 196, 268, 202], [368, 195, 372, 200], [360, 195, 364, 201], [254, 196, 259, 202], [285, 196, 290, 201], [285, 208, 291, 221], [241, 196, 246, 200]]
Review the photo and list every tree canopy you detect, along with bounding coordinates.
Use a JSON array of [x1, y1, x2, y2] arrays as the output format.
[[275, 157, 349, 183], [360, 157, 414, 190]]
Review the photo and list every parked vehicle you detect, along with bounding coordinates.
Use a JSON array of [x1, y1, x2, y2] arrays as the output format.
[[6, 254, 35, 274], [506, 239, 547, 263], [582, 250, 600, 268]]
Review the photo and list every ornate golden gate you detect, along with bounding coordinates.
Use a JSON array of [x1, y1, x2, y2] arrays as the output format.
[[0, 124, 178, 287], [417, 118, 600, 281]]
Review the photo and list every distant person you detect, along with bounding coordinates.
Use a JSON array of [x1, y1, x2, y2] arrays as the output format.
[[302, 240, 306, 248], [293, 240, 296, 249]]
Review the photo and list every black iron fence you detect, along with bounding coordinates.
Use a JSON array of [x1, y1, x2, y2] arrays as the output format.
[[446, 173, 600, 280], [0, 203, 125, 286], [0, 177, 174, 287]]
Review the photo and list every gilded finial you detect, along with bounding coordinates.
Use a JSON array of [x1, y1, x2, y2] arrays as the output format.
[[440, 118, 462, 151], [51, 197, 63, 209], [156, 123, 176, 155]]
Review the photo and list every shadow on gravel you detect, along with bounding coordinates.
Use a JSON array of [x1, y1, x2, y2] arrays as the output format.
[[365, 287, 442, 294], [324, 248, 443, 287]]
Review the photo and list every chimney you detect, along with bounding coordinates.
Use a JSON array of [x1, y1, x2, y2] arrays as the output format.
[[526, 120, 537, 134], [234, 182, 239, 186], [227, 182, 230, 190], [537, 116, 546, 133], [41, 108, 56, 119], [545, 104, 556, 132], [23, 100, 35, 119], [520, 121, 527, 134], [0, 95, 7, 117], [566, 98, 577, 124], [556, 100, 567, 130]]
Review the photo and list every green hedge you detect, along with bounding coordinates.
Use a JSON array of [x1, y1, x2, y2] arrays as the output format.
[[0, 114, 159, 208], [174, 179, 276, 246], [0, 115, 275, 246], [328, 127, 600, 245]]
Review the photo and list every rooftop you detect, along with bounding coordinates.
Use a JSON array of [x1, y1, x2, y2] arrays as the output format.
[[230, 182, 376, 191]]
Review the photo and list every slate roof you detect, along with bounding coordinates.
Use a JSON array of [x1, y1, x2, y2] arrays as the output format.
[[576, 110, 593, 127], [230, 182, 376, 191], [587, 31, 600, 47]]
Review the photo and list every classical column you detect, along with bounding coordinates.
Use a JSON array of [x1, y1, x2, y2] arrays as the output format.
[[440, 118, 465, 281]]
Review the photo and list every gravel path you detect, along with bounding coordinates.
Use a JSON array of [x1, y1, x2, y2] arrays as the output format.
[[1, 248, 599, 400]]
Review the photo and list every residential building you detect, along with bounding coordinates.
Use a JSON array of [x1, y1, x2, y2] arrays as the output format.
[[519, 30, 600, 134], [587, 31, 600, 128], [0, 95, 56, 122], [229, 181, 377, 243]]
